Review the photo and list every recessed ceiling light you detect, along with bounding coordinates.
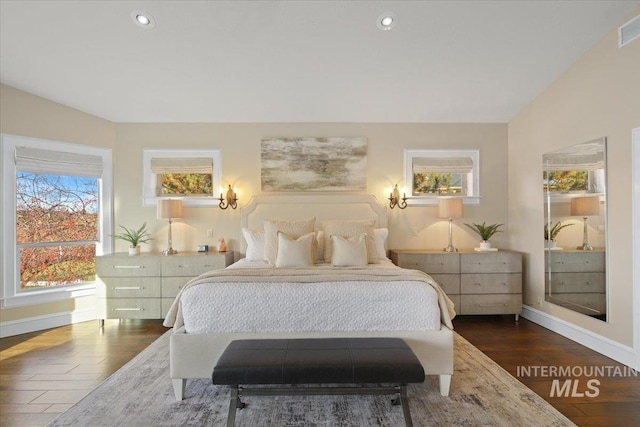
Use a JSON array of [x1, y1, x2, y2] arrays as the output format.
[[377, 12, 397, 31], [131, 10, 155, 29]]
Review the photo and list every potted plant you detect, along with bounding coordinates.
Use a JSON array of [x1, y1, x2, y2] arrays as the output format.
[[544, 221, 573, 249], [464, 222, 503, 250], [112, 223, 153, 255]]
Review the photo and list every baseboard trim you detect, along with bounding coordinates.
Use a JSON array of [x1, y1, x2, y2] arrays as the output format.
[[521, 305, 638, 370], [0, 308, 97, 338]]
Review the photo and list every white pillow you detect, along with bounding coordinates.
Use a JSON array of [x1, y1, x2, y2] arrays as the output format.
[[330, 234, 368, 267], [323, 220, 378, 264], [275, 231, 315, 268], [374, 228, 389, 260], [264, 217, 316, 265], [242, 228, 265, 261]]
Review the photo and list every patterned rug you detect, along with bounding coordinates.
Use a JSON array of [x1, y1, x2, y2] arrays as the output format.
[[49, 331, 575, 426]]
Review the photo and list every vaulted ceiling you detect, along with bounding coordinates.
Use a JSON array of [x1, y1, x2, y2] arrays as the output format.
[[1, 1, 638, 123]]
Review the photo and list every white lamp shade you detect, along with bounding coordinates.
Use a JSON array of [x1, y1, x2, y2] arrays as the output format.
[[570, 196, 599, 216], [157, 199, 183, 220], [438, 198, 463, 219]]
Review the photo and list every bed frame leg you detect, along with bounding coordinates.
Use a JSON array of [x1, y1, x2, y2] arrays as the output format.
[[439, 374, 451, 396], [172, 378, 186, 401]]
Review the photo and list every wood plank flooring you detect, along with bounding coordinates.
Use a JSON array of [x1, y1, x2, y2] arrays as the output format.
[[0, 316, 638, 426]]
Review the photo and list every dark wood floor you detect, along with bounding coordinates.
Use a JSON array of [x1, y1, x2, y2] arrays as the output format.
[[0, 316, 638, 426]]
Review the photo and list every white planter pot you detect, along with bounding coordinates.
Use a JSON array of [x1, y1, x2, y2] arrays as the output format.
[[479, 241, 492, 250], [545, 240, 557, 249], [128, 246, 140, 255]]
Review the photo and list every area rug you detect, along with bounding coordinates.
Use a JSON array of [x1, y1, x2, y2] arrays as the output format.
[[49, 331, 575, 426]]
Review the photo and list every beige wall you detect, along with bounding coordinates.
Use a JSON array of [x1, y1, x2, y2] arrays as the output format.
[[0, 84, 115, 323], [113, 123, 508, 256], [508, 7, 640, 346]]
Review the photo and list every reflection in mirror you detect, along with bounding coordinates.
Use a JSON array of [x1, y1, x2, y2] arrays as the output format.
[[543, 138, 607, 321]]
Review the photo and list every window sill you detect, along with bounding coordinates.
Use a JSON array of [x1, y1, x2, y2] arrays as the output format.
[[1, 283, 96, 309], [405, 196, 481, 206]]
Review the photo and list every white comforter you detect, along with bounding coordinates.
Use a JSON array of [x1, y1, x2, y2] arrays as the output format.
[[164, 259, 455, 334]]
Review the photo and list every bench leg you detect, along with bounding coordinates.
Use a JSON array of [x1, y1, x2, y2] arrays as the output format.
[[399, 385, 414, 427], [172, 379, 186, 401], [226, 386, 246, 427], [439, 374, 452, 396]]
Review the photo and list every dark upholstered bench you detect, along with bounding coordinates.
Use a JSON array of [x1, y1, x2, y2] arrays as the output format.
[[212, 337, 425, 427]]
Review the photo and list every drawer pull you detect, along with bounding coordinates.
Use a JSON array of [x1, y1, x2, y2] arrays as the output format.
[[113, 286, 145, 290], [113, 265, 145, 269], [112, 308, 144, 311], [178, 264, 212, 268], [475, 303, 508, 307]]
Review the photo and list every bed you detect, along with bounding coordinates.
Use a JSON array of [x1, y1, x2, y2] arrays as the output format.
[[163, 194, 455, 401]]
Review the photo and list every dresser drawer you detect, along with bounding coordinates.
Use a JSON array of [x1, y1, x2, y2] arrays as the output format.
[[162, 254, 228, 276], [429, 274, 460, 296], [96, 255, 161, 277], [546, 272, 606, 293], [97, 277, 161, 298], [546, 293, 606, 314], [546, 252, 605, 273], [103, 298, 161, 319], [460, 294, 522, 315], [461, 252, 521, 274], [461, 273, 522, 294], [396, 253, 459, 274], [161, 277, 193, 298]]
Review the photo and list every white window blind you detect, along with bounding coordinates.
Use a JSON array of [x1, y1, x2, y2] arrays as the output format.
[[15, 147, 103, 177], [150, 158, 212, 174], [544, 154, 604, 171], [413, 157, 473, 174]]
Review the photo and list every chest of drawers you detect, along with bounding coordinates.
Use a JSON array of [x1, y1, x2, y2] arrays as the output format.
[[390, 249, 523, 320], [96, 251, 233, 321]]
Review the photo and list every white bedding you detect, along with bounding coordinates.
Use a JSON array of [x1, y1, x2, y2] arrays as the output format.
[[166, 259, 450, 335]]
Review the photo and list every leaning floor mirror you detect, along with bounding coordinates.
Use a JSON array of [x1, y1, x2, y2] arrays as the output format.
[[543, 137, 607, 321]]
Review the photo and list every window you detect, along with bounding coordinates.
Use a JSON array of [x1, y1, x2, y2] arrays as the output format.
[[404, 149, 480, 205], [143, 149, 222, 206], [1, 134, 113, 307]]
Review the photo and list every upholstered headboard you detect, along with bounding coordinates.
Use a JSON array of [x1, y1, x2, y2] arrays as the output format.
[[239, 194, 387, 254]]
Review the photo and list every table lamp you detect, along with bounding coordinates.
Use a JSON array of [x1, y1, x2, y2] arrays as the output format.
[[438, 198, 464, 252], [157, 199, 183, 255]]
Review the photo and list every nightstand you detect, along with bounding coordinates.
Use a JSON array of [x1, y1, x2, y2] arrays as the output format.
[[96, 251, 233, 324], [390, 249, 523, 320]]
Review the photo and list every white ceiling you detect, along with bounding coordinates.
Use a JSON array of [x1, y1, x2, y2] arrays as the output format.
[[1, 1, 638, 123]]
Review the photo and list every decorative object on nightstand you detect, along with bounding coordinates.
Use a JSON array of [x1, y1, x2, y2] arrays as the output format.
[[388, 184, 407, 209], [570, 196, 599, 251], [111, 222, 153, 255], [438, 198, 463, 252], [544, 221, 573, 250], [219, 184, 238, 209], [157, 199, 183, 255], [218, 237, 227, 252], [464, 222, 503, 251]]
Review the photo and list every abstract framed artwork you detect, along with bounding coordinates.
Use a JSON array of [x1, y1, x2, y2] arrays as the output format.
[[261, 137, 367, 191]]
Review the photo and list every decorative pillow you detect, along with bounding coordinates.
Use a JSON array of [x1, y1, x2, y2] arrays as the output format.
[[275, 231, 315, 268], [374, 228, 389, 260], [264, 217, 316, 265], [316, 230, 325, 262], [330, 234, 368, 267], [323, 220, 378, 264], [242, 228, 265, 261]]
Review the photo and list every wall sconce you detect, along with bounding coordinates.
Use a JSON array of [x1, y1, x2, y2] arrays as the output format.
[[438, 197, 464, 252], [388, 185, 407, 209], [157, 199, 183, 255], [570, 196, 599, 251], [219, 184, 238, 210]]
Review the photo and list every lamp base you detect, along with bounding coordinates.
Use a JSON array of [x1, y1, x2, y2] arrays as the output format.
[[162, 248, 179, 256], [443, 245, 458, 253], [576, 244, 593, 251]]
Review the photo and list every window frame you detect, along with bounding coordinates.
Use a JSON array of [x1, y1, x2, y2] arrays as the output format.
[[142, 149, 222, 207], [404, 149, 480, 206], [1, 134, 113, 308]]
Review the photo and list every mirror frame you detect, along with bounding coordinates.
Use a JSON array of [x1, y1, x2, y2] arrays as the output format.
[[543, 137, 608, 321]]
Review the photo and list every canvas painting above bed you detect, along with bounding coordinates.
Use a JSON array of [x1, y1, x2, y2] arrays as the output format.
[[261, 137, 367, 191]]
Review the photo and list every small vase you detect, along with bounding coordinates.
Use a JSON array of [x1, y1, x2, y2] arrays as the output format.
[[545, 240, 556, 250], [128, 246, 140, 255], [479, 241, 491, 250]]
